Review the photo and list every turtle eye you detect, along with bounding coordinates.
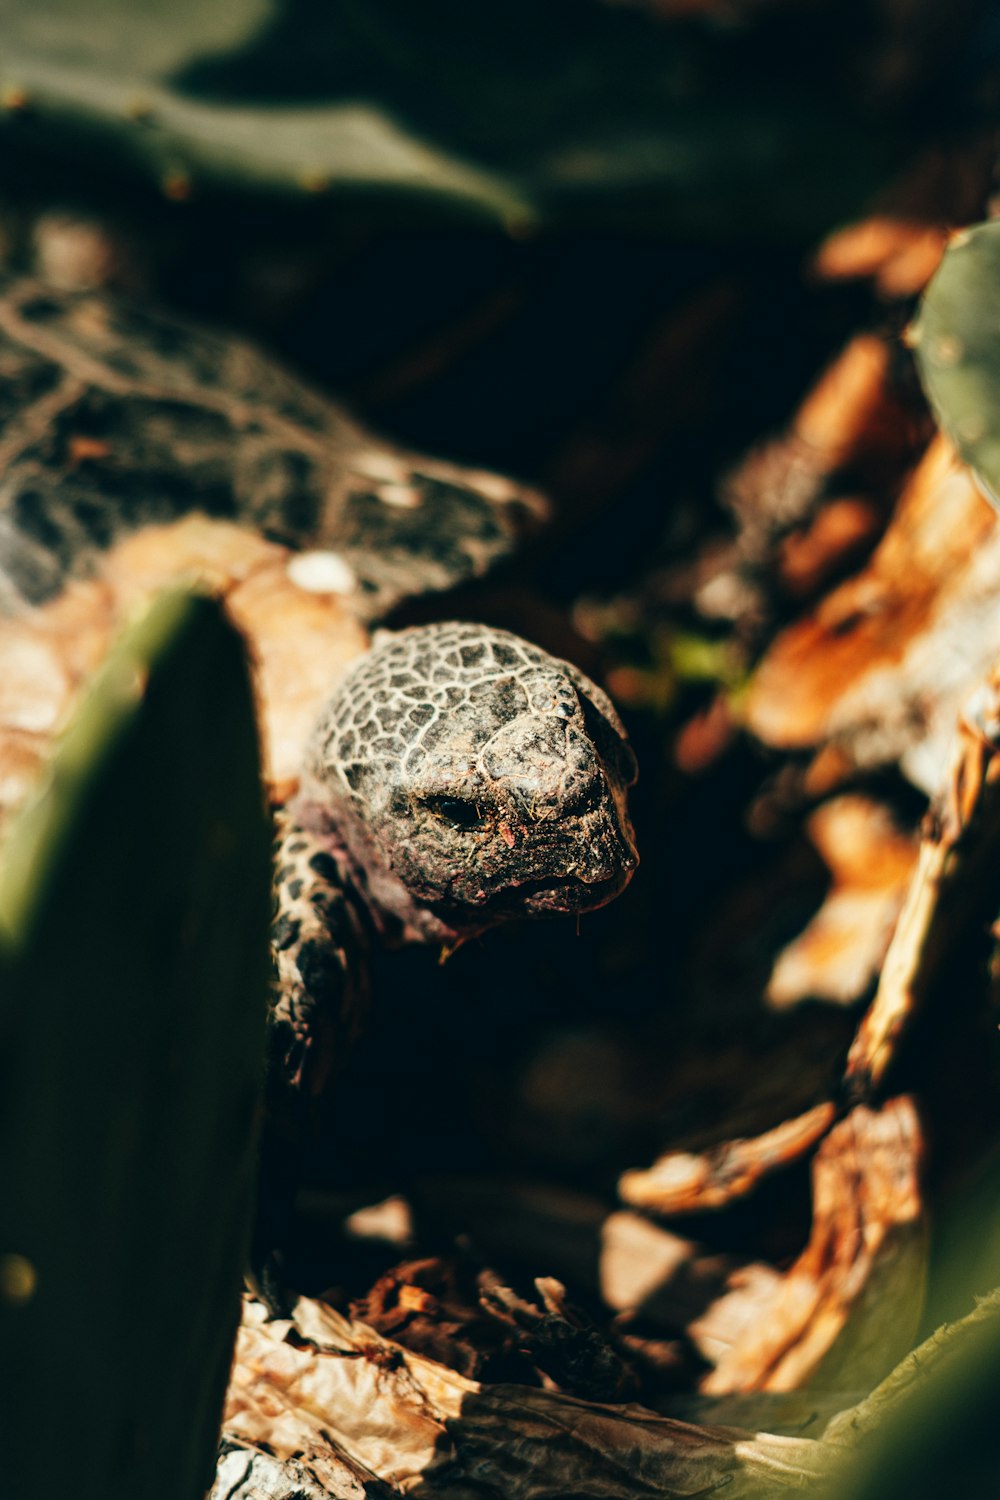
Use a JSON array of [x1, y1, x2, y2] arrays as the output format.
[[424, 795, 486, 830]]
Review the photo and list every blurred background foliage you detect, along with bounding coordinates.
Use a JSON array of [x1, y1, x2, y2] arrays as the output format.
[[3, 2, 1000, 1493], [0, 0, 973, 230]]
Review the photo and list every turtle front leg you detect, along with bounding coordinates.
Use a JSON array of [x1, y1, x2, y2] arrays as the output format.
[[269, 810, 372, 1105], [252, 811, 372, 1309]]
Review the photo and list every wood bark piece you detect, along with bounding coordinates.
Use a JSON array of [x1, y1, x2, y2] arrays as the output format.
[[221, 1294, 830, 1497], [766, 796, 917, 1011], [619, 1101, 836, 1216], [846, 662, 1000, 1095], [745, 435, 1000, 794], [695, 1098, 926, 1395], [214, 1271, 1000, 1498]]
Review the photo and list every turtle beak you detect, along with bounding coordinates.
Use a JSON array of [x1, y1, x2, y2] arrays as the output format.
[[519, 800, 639, 917]]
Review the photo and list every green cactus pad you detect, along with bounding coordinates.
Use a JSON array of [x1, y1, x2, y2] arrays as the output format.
[[912, 220, 1000, 508], [0, 0, 893, 232], [0, 592, 271, 1500], [826, 1290, 1000, 1500]]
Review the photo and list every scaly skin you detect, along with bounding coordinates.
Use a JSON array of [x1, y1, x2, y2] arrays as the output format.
[[258, 621, 637, 1306], [269, 814, 372, 1103], [0, 276, 637, 1114], [271, 621, 638, 1101], [0, 274, 545, 621]]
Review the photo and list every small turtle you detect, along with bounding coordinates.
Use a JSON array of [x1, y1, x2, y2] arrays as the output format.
[[0, 276, 639, 1114]]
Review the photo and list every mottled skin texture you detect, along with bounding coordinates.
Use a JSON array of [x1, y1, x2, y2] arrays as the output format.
[[269, 818, 373, 1103], [0, 275, 545, 620], [304, 622, 637, 938], [270, 622, 637, 1101], [0, 276, 638, 1113]]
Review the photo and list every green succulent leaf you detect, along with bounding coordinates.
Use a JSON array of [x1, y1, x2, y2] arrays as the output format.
[[823, 1288, 1000, 1499], [912, 220, 1000, 509], [0, 591, 271, 1500], [0, 0, 896, 231]]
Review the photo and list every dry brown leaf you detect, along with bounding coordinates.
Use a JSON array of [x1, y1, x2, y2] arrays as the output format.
[[619, 1101, 837, 1216], [811, 141, 995, 298], [813, 216, 948, 298], [776, 497, 882, 599], [792, 334, 900, 464], [211, 1436, 395, 1498], [698, 333, 921, 629], [695, 1098, 926, 1394], [766, 796, 917, 1010], [221, 1293, 829, 1497], [745, 436, 1000, 792], [846, 663, 1000, 1094]]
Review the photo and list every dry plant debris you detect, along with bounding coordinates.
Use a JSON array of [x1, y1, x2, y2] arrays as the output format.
[[766, 797, 917, 1011], [619, 1101, 837, 1216], [846, 658, 1000, 1095], [745, 434, 1000, 794], [220, 1292, 831, 1498], [695, 1098, 926, 1394]]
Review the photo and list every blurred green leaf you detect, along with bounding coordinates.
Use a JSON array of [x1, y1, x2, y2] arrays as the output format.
[[0, 591, 271, 1500], [824, 1288, 1000, 1498], [0, 0, 899, 230], [913, 220, 1000, 508]]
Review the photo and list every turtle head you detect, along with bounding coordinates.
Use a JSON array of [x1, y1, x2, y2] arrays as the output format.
[[297, 622, 638, 945]]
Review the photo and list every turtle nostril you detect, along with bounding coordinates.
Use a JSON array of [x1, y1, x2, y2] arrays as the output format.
[[423, 794, 487, 831]]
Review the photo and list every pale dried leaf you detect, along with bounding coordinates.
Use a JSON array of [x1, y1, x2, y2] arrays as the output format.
[[222, 1293, 830, 1496], [767, 797, 916, 1010], [697, 1098, 926, 1394], [746, 436, 1000, 793], [619, 1102, 837, 1215]]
